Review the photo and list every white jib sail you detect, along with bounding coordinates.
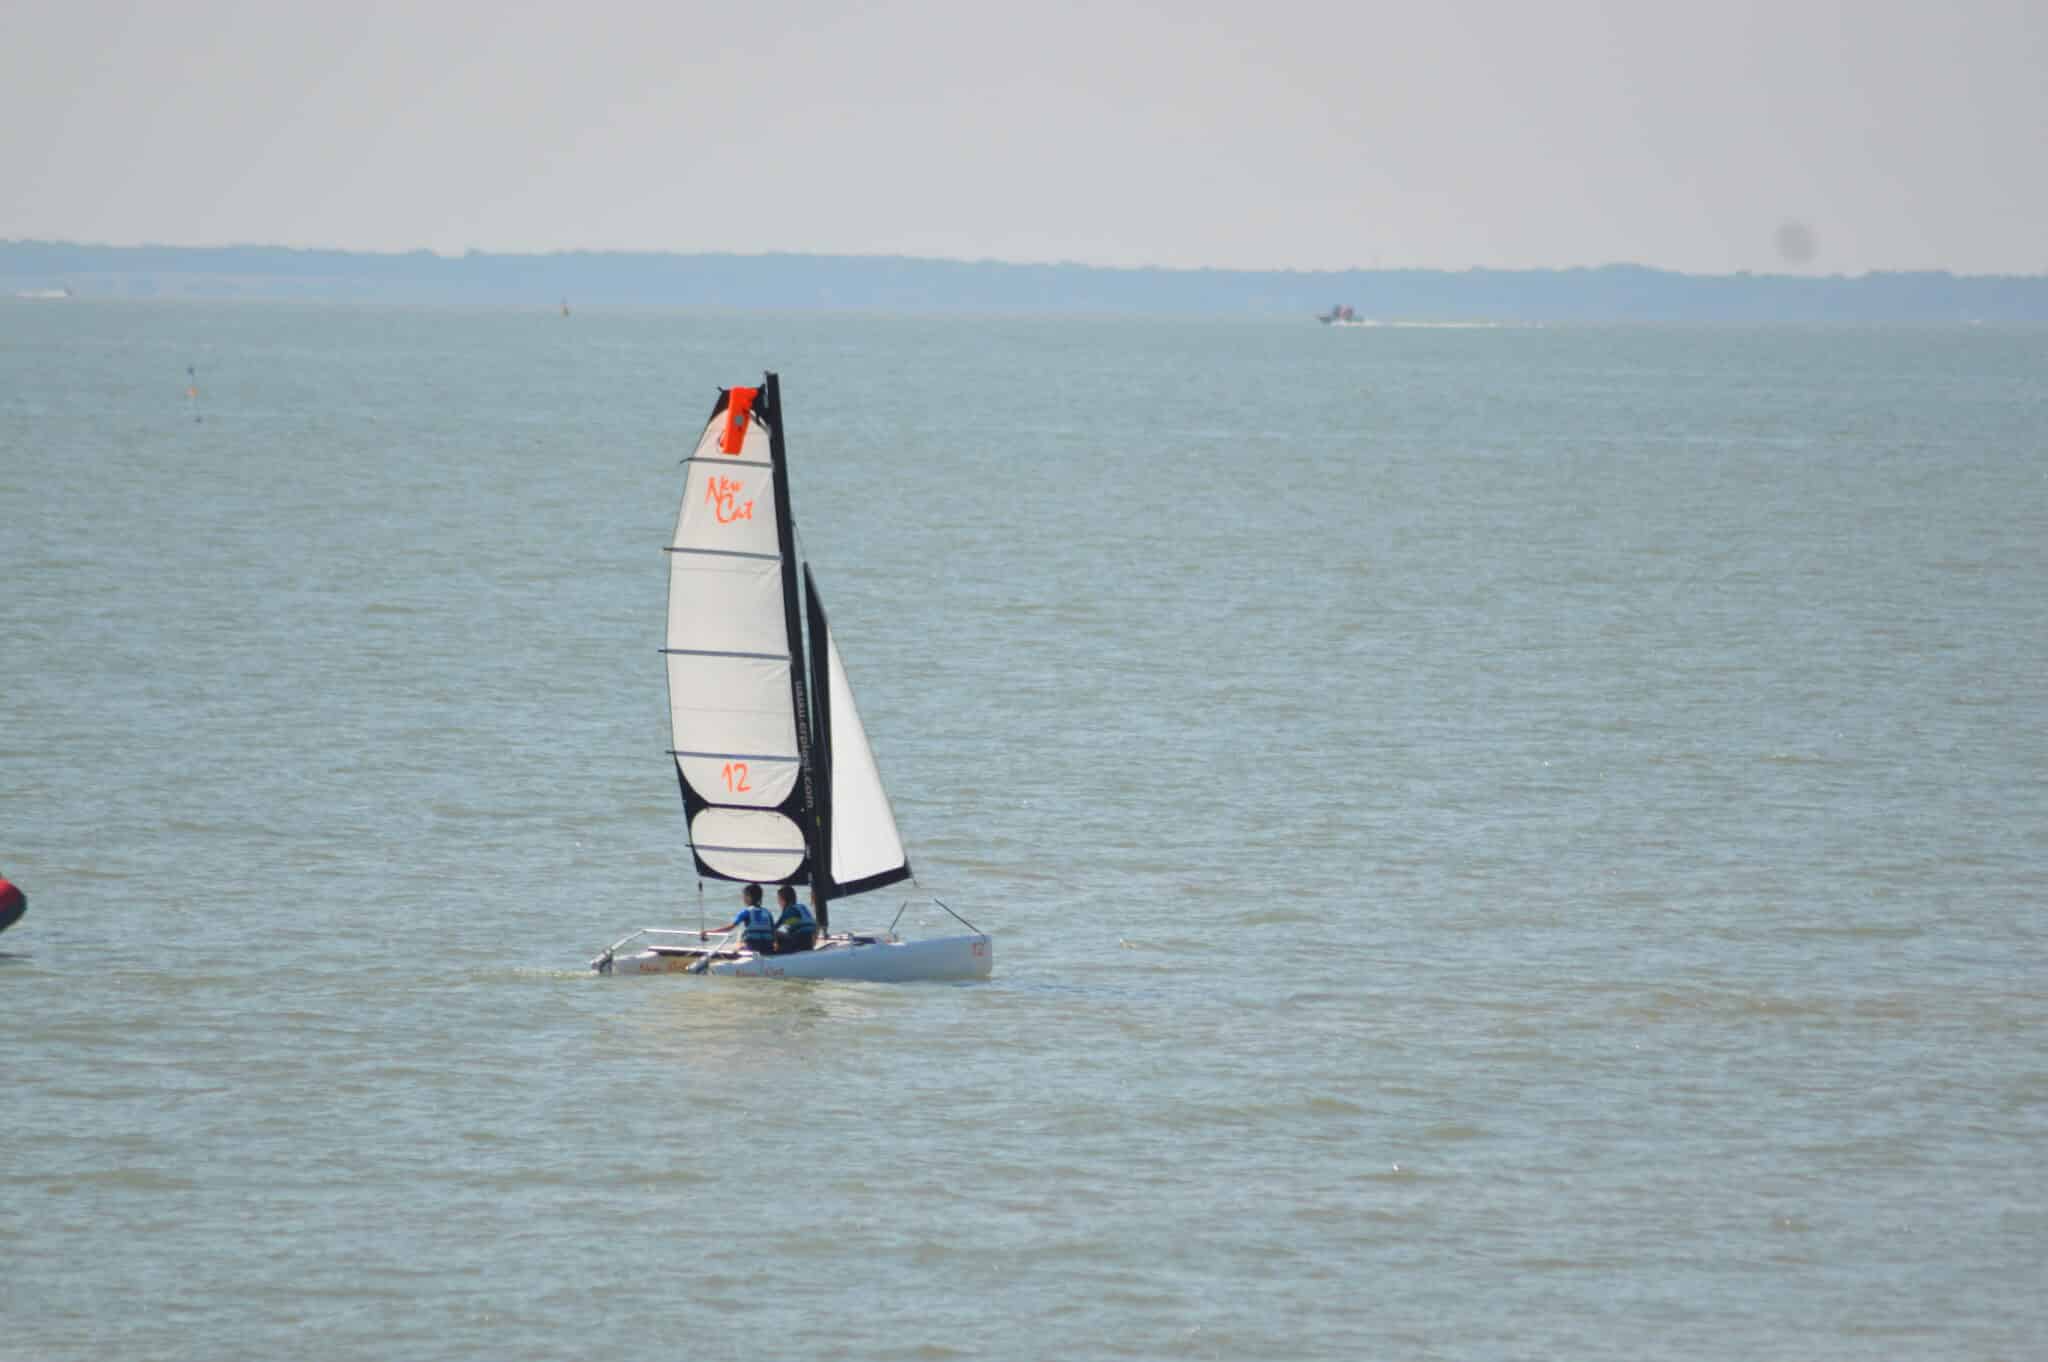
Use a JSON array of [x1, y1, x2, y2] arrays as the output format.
[[666, 398, 806, 883], [824, 624, 909, 890]]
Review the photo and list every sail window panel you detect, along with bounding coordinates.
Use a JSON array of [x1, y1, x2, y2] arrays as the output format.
[[665, 653, 799, 769], [824, 624, 910, 889], [690, 808, 806, 883], [666, 555, 789, 657], [672, 461, 782, 559], [674, 753, 798, 810]]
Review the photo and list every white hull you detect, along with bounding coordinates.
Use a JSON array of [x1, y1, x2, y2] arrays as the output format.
[[595, 931, 991, 982]]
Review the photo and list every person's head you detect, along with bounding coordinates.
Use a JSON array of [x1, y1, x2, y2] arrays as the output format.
[[777, 885, 797, 908], [742, 883, 763, 906]]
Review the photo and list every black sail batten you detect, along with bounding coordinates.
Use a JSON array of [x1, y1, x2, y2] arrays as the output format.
[[665, 378, 816, 888], [832, 866, 916, 899]]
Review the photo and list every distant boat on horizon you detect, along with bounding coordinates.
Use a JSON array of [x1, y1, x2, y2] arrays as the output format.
[[1317, 303, 1363, 325], [13, 287, 72, 300]]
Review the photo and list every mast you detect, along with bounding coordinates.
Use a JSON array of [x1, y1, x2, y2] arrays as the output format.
[[761, 372, 821, 886], [804, 564, 835, 933]]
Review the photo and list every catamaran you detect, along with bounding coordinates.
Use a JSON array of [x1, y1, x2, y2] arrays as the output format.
[[591, 373, 992, 982]]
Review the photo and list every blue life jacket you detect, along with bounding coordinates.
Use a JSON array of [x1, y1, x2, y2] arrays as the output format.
[[776, 901, 817, 950], [738, 904, 776, 947]]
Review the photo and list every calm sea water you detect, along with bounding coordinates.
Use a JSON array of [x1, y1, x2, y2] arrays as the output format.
[[3, 303, 2044, 1361]]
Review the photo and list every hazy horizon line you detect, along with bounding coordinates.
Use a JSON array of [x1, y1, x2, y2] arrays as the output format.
[[7, 236, 2041, 283]]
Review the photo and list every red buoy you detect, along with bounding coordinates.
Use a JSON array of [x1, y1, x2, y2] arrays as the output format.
[[0, 874, 25, 934]]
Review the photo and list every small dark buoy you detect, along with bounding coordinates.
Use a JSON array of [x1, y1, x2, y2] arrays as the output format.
[[0, 873, 25, 934]]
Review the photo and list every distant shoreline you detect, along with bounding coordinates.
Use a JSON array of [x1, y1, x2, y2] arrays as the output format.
[[5, 240, 2044, 321]]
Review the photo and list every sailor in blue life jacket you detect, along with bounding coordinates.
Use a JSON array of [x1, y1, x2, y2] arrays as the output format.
[[704, 883, 779, 955], [774, 885, 818, 954]]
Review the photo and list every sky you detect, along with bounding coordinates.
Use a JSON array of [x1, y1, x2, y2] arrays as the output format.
[[3, 0, 2044, 275]]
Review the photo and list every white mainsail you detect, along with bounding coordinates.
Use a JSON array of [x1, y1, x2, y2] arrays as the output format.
[[665, 387, 811, 884]]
